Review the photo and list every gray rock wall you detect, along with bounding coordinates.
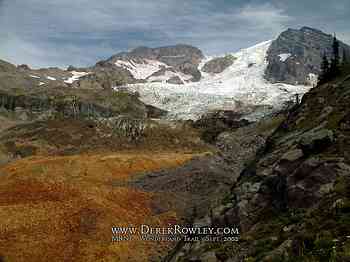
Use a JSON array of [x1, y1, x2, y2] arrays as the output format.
[[265, 27, 350, 85]]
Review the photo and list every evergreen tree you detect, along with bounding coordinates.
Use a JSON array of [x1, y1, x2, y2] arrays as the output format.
[[330, 35, 340, 77], [319, 53, 330, 83], [343, 49, 348, 66]]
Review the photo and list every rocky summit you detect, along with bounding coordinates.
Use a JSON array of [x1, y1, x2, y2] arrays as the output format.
[[265, 27, 350, 85], [1, 26, 350, 262]]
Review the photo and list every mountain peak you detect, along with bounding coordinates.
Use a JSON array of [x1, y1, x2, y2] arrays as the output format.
[[265, 26, 350, 85]]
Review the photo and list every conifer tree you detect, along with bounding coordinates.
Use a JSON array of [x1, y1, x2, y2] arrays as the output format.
[[343, 49, 348, 66], [319, 53, 330, 83], [330, 35, 340, 77]]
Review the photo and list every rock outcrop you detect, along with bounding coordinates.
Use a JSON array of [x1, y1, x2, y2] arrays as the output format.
[[202, 55, 236, 74], [71, 64, 135, 89], [265, 27, 350, 85], [193, 110, 251, 143]]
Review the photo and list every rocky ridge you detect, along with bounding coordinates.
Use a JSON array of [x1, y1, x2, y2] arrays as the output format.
[[103, 44, 204, 83]]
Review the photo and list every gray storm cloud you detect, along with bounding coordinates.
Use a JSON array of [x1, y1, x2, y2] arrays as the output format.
[[0, 0, 348, 68]]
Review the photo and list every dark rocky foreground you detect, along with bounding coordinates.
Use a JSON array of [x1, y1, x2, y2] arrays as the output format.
[[163, 66, 350, 261]]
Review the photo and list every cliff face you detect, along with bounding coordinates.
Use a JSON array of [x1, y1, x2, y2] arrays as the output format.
[[265, 27, 350, 85], [167, 66, 350, 261]]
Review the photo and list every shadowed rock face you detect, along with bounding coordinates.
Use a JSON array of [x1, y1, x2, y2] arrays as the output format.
[[265, 27, 350, 85]]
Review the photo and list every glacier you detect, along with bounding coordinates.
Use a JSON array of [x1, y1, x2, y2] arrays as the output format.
[[118, 40, 313, 121]]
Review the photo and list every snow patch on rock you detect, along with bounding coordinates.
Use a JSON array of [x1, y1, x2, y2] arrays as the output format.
[[46, 76, 56, 81], [64, 71, 90, 84], [114, 59, 168, 80], [29, 75, 40, 79], [278, 53, 292, 62], [307, 73, 318, 87]]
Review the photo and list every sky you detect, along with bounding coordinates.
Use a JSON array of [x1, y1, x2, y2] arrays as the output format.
[[0, 0, 349, 68]]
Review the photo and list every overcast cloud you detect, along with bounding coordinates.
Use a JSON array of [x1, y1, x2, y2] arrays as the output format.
[[0, 0, 349, 68]]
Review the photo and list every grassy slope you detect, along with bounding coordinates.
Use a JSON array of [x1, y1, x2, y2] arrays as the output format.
[[0, 152, 203, 262]]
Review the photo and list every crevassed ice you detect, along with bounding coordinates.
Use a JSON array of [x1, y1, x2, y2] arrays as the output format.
[[119, 41, 313, 121]]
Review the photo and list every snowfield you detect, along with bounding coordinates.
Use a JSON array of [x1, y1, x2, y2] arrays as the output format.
[[46, 76, 56, 81], [29, 74, 41, 79], [114, 59, 193, 83], [64, 71, 90, 84], [278, 53, 292, 62], [117, 40, 313, 121], [114, 59, 168, 80]]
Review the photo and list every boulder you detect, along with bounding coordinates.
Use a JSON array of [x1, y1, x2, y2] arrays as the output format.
[[17, 64, 31, 71], [193, 110, 251, 143], [299, 129, 334, 155], [280, 148, 304, 162]]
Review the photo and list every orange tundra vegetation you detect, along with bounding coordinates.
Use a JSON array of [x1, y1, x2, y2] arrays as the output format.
[[0, 152, 201, 261]]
